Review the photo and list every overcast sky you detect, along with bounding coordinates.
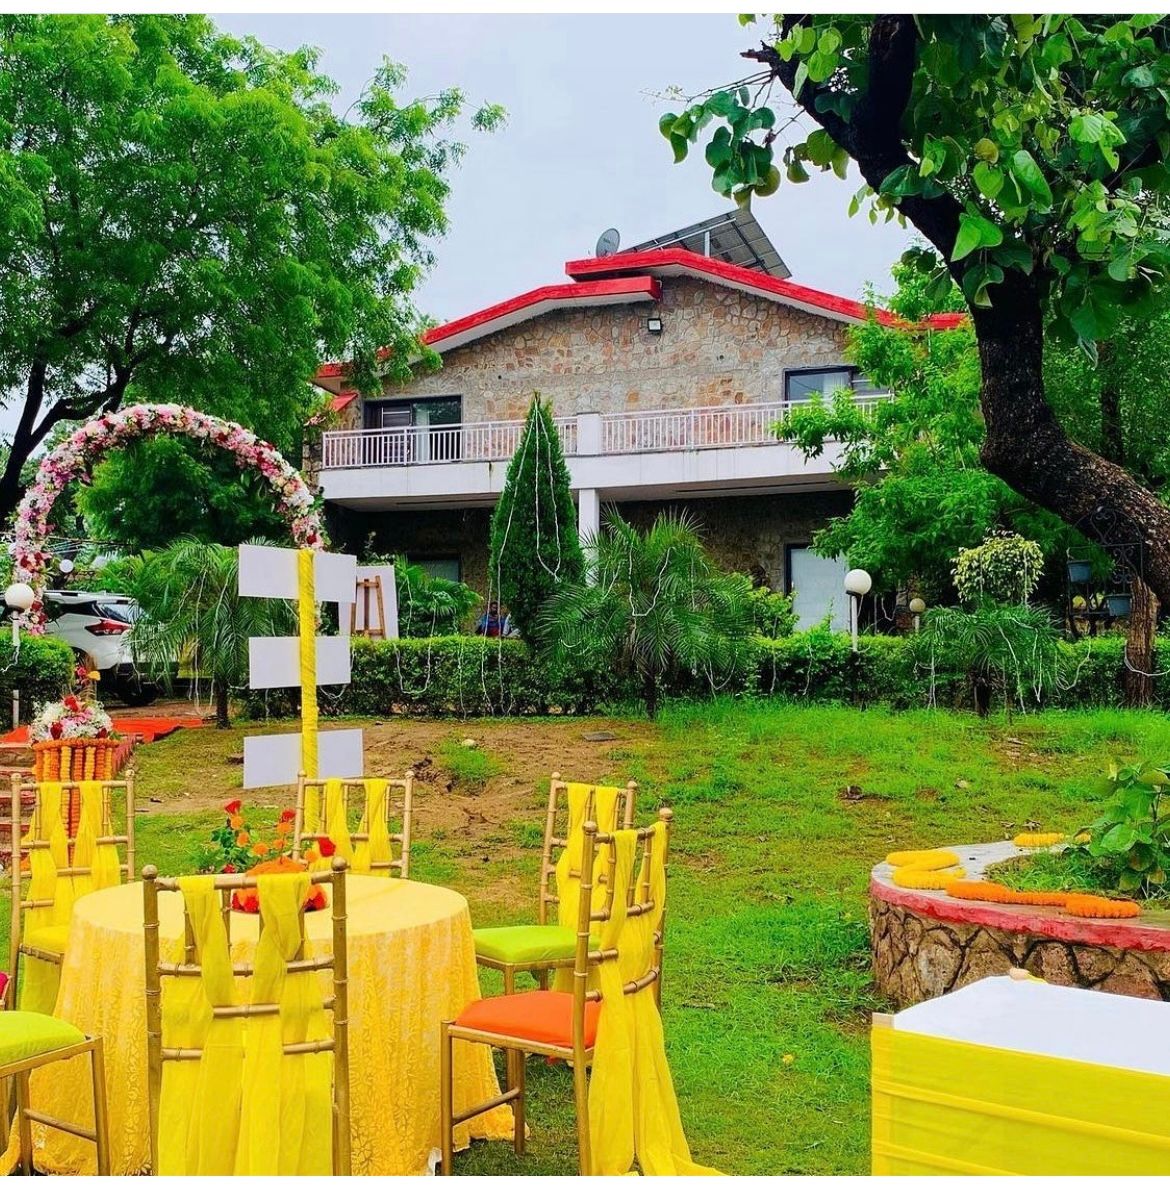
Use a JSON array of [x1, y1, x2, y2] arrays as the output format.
[[215, 12, 913, 323]]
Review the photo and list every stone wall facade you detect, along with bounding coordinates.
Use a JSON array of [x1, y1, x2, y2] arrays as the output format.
[[368, 275, 850, 422], [871, 894, 1170, 1008], [336, 488, 850, 598]]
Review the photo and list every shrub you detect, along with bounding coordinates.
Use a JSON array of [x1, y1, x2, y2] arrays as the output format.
[[540, 510, 755, 717], [953, 530, 1044, 605], [241, 628, 1170, 719], [0, 635, 74, 722], [1069, 759, 1170, 898], [381, 555, 480, 637], [747, 586, 797, 638], [488, 394, 584, 639]]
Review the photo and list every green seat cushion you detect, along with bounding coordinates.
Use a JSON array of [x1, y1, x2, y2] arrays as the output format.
[[473, 924, 596, 966], [0, 1012, 85, 1066], [24, 925, 70, 956]]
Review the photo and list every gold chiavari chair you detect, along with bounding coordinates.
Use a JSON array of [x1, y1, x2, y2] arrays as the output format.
[[6, 771, 136, 1011], [473, 773, 637, 993], [441, 808, 673, 1175], [142, 858, 351, 1175], [293, 771, 413, 877], [0, 1015, 110, 1174]]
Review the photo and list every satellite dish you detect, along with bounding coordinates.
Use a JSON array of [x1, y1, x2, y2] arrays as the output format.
[[595, 228, 621, 258]]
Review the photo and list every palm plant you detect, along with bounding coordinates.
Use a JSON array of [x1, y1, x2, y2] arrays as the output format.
[[128, 537, 296, 727], [918, 603, 1065, 715], [538, 509, 755, 718]]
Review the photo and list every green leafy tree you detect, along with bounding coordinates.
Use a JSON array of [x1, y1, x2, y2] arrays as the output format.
[[0, 14, 503, 524], [539, 509, 755, 718], [665, 15, 1170, 608], [488, 394, 584, 639], [129, 537, 295, 727], [77, 438, 291, 550]]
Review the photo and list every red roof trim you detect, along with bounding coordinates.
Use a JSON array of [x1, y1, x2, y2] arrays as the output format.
[[420, 276, 660, 349], [564, 248, 963, 331], [331, 392, 357, 412], [313, 253, 963, 387]]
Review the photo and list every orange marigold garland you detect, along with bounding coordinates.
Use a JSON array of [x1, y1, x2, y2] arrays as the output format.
[[944, 880, 1141, 918], [1064, 894, 1142, 919]]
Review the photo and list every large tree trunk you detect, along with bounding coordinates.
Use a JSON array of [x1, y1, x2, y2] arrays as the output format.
[[1125, 576, 1158, 708], [971, 274, 1170, 610]]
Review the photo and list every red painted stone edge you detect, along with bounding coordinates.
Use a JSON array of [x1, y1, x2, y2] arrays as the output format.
[[870, 873, 1170, 953]]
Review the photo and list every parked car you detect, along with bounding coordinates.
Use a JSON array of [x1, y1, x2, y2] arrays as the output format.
[[39, 590, 160, 707]]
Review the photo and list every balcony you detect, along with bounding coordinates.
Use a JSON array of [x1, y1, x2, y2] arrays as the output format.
[[317, 395, 888, 509]]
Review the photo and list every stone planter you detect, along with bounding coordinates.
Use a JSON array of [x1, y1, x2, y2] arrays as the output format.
[[871, 841, 1170, 1007]]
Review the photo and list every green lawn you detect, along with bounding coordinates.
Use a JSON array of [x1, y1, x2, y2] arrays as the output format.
[[17, 702, 1170, 1174]]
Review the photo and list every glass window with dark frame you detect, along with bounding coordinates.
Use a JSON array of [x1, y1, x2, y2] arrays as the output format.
[[784, 367, 857, 402], [363, 397, 463, 463]]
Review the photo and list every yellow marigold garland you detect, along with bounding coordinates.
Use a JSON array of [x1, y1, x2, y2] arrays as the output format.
[[892, 866, 967, 890], [1013, 831, 1066, 848], [885, 849, 962, 870]]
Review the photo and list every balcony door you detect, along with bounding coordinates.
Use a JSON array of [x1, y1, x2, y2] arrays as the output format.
[[364, 397, 462, 464]]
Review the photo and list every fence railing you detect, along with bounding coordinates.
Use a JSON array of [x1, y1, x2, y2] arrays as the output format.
[[320, 394, 888, 470]]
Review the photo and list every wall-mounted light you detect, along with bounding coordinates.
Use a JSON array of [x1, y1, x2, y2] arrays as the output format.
[[646, 316, 663, 335]]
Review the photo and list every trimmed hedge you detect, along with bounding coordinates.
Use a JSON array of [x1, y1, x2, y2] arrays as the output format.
[[241, 631, 1159, 719], [1, 635, 75, 722]]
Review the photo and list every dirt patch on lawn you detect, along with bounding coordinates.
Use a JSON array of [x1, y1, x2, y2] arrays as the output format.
[[134, 716, 661, 844]]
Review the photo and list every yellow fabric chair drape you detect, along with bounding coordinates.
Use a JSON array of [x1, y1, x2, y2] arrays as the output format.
[[305, 779, 401, 872], [552, 783, 620, 993], [588, 825, 719, 1176], [19, 782, 121, 1013], [871, 1024, 1170, 1175], [352, 778, 391, 875], [73, 782, 121, 898], [236, 873, 332, 1175], [160, 874, 333, 1176], [160, 876, 242, 1175]]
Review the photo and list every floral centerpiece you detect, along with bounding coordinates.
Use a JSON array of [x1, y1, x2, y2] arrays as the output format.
[[30, 694, 121, 780], [203, 799, 332, 913]]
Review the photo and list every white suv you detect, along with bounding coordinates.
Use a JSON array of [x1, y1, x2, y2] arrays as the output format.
[[40, 590, 159, 706]]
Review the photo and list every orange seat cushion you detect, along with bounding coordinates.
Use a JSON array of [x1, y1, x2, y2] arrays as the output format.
[[456, 991, 601, 1050]]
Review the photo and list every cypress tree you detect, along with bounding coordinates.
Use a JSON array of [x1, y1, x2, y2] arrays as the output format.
[[488, 393, 584, 639]]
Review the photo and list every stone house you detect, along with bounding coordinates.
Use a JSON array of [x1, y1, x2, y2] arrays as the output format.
[[310, 211, 956, 627]]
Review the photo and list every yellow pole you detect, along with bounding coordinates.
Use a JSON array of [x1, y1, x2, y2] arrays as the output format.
[[298, 549, 319, 780]]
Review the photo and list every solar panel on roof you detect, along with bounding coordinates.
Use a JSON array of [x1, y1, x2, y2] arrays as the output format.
[[627, 206, 790, 279]]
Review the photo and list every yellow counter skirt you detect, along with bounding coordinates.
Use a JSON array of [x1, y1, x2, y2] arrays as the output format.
[[872, 1024, 1170, 1175]]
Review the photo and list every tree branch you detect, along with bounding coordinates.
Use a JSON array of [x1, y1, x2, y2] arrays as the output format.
[[744, 16, 964, 261]]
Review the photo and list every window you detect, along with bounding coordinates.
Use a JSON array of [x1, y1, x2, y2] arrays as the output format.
[[409, 556, 461, 584], [363, 396, 463, 462], [784, 367, 857, 402], [786, 545, 848, 631]]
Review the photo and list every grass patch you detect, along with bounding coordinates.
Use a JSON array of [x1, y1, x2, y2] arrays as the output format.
[[440, 738, 504, 788], [18, 701, 1170, 1173]]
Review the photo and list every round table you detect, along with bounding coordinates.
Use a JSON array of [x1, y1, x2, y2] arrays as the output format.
[[14, 875, 513, 1174]]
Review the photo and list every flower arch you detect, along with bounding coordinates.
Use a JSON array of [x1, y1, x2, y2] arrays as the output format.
[[12, 403, 325, 632]]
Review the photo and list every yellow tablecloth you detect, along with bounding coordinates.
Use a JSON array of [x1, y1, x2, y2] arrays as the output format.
[[10, 875, 512, 1175]]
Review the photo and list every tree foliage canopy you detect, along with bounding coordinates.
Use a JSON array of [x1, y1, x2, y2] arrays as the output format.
[[0, 13, 502, 523], [665, 14, 1170, 341]]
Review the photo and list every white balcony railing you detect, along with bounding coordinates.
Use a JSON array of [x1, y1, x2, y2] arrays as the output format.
[[320, 395, 888, 470]]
